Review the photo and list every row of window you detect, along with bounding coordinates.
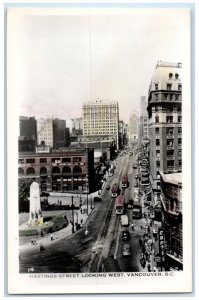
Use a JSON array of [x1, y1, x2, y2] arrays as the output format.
[[155, 127, 182, 134], [156, 149, 182, 156], [18, 157, 83, 164], [154, 83, 181, 91], [156, 138, 182, 146], [156, 160, 182, 168], [154, 94, 181, 101], [18, 165, 83, 175], [155, 116, 182, 123]]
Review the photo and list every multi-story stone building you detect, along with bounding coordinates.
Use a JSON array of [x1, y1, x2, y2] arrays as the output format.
[[147, 61, 182, 192], [159, 171, 183, 270], [139, 97, 149, 142], [36, 117, 54, 148], [82, 99, 119, 150], [129, 111, 139, 142], [18, 148, 94, 193]]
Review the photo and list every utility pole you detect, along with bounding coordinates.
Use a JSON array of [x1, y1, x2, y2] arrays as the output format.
[[71, 196, 74, 233]]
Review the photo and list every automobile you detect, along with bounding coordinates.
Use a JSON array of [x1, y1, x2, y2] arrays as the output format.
[[106, 184, 110, 190], [122, 230, 131, 241], [122, 244, 132, 256], [135, 174, 139, 179], [133, 164, 137, 169], [134, 181, 138, 188], [93, 197, 102, 202]]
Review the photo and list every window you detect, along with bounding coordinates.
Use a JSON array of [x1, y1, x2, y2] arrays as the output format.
[[166, 128, 173, 134], [179, 160, 182, 166], [167, 84, 172, 90], [175, 95, 179, 101], [155, 127, 160, 134], [178, 127, 182, 133], [156, 139, 160, 146], [155, 84, 158, 90], [18, 159, 24, 164], [40, 158, 47, 163], [166, 116, 173, 123], [155, 94, 159, 101], [156, 161, 160, 167], [169, 73, 173, 79], [178, 84, 182, 91], [73, 157, 82, 163], [175, 73, 179, 79], [178, 138, 182, 145], [155, 116, 159, 123], [62, 157, 71, 163], [167, 160, 174, 167], [167, 150, 174, 156], [156, 150, 160, 157], [178, 150, 182, 156], [178, 116, 182, 123], [167, 139, 173, 146], [26, 158, 35, 164]]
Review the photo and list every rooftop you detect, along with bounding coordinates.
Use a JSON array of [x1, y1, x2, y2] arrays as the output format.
[[159, 171, 182, 185]]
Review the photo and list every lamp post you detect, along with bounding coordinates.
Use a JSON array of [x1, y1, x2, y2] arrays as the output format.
[[71, 196, 75, 233], [90, 196, 93, 210]]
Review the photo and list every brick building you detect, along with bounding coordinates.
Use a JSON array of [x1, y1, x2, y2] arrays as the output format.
[[18, 148, 94, 193]]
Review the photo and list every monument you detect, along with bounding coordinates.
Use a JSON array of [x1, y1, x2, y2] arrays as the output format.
[[28, 181, 43, 226]]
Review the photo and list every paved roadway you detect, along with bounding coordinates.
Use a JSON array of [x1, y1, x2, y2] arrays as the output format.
[[19, 152, 130, 273]]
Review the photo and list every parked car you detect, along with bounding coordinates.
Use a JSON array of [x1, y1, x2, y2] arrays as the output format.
[[93, 197, 102, 202], [122, 244, 132, 256], [122, 230, 131, 241]]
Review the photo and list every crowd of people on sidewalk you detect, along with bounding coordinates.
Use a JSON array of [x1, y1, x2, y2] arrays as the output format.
[[138, 208, 159, 272]]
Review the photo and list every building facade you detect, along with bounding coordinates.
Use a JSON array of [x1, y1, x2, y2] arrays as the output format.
[[82, 99, 119, 150], [129, 111, 139, 142], [147, 61, 182, 192], [53, 118, 67, 148], [159, 171, 183, 270], [36, 118, 54, 148], [18, 148, 94, 193], [19, 116, 37, 140], [71, 118, 83, 136]]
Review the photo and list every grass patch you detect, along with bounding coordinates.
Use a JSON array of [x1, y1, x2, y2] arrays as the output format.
[[19, 229, 39, 236]]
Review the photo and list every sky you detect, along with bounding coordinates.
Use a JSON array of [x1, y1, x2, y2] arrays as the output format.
[[7, 8, 190, 126]]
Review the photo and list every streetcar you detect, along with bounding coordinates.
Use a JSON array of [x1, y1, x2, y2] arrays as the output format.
[[111, 183, 120, 198], [121, 175, 129, 188], [115, 195, 125, 214]]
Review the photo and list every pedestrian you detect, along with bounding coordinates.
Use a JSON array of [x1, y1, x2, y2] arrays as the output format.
[[51, 234, 54, 241], [147, 263, 151, 272], [131, 223, 134, 231], [41, 230, 44, 237], [33, 238, 37, 245], [31, 239, 34, 245]]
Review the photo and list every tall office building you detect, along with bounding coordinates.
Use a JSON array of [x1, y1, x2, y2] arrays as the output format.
[[147, 61, 182, 192], [140, 96, 148, 115], [19, 116, 37, 140], [19, 116, 37, 152], [53, 118, 67, 148], [36, 118, 53, 148], [129, 111, 139, 142], [82, 99, 119, 149]]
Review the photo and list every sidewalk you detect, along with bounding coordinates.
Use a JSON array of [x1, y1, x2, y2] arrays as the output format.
[[19, 203, 93, 253]]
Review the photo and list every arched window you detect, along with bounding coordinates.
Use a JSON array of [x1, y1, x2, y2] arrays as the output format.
[[73, 166, 82, 174], [18, 168, 24, 175], [175, 73, 179, 79], [27, 167, 35, 175], [169, 73, 173, 79], [62, 166, 71, 174], [52, 166, 61, 174], [40, 167, 47, 175]]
